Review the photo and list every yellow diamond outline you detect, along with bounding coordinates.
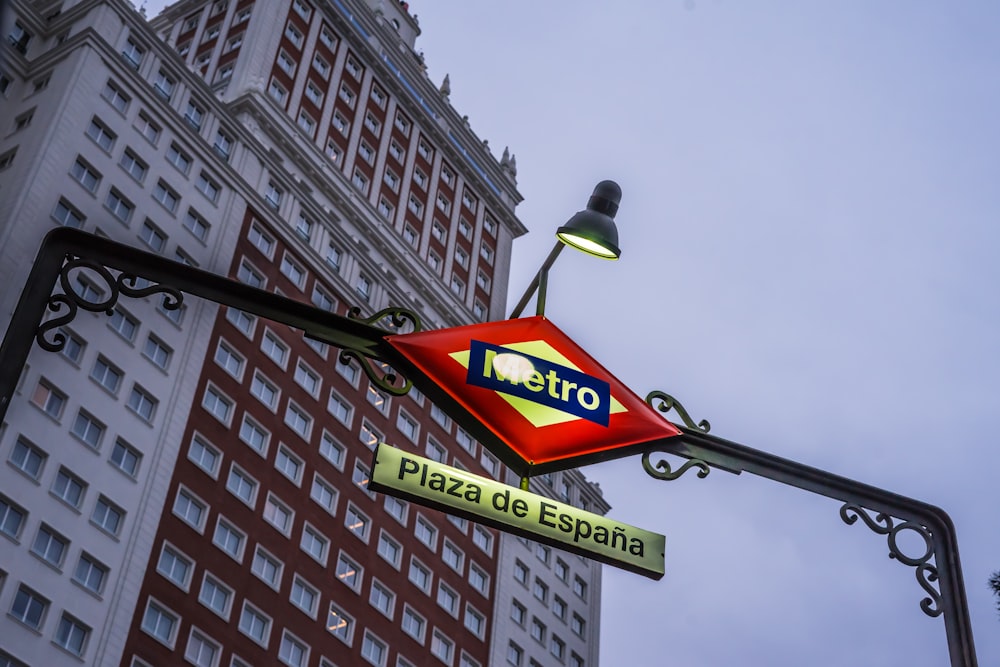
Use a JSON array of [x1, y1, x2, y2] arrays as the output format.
[[450, 340, 627, 428]]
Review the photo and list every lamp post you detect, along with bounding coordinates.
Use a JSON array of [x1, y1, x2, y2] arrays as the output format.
[[508, 180, 622, 319]]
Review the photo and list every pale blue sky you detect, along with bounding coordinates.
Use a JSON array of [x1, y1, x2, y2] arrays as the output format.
[[141, 1, 1000, 663]]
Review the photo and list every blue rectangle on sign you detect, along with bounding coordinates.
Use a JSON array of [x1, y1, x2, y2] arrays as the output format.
[[466, 340, 611, 426]]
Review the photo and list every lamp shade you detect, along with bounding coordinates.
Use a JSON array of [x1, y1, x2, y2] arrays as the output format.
[[555, 180, 622, 259]]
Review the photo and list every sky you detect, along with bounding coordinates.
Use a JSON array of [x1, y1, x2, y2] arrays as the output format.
[[142, 1, 1000, 664]]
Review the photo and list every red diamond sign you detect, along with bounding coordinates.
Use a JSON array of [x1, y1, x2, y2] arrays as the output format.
[[386, 316, 681, 471]]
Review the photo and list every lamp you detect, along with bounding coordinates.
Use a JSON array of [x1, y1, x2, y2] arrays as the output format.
[[509, 181, 622, 318]]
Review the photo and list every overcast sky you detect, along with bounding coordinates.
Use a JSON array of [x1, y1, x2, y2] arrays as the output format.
[[144, 1, 1000, 663]]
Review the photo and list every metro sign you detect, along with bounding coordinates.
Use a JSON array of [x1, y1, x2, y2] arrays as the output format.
[[386, 316, 681, 472]]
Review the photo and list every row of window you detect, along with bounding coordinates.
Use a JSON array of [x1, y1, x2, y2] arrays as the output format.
[[514, 557, 589, 602], [29, 369, 157, 425], [6, 581, 93, 659], [506, 638, 585, 667]]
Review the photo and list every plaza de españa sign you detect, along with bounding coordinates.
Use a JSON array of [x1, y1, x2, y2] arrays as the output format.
[[386, 316, 682, 472], [369, 444, 666, 579]]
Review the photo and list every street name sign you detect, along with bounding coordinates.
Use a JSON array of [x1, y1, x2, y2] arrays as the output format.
[[386, 316, 681, 473], [369, 443, 666, 579]]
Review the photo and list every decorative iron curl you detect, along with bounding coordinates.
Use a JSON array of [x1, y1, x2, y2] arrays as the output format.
[[840, 503, 942, 617], [645, 390, 711, 433], [37, 258, 183, 352], [642, 450, 710, 481], [339, 349, 412, 396], [347, 306, 422, 334]]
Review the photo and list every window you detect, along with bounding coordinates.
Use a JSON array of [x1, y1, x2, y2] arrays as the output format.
[[71, 410, 105, 449], [143, 334, 172, 369], [277, 50, 296, 75], [10, 437, 47, 479], [464, 605, 486, 639], [300, 524, 329, 564], [196, 172, 221, 202], [280, 255, 306, 287], [507, 642, 523, 666], [153, 181, 179, 214], [157, 543, 193, 589], [310, 473, 338, 515], [275, 444, 304, 484], [51, 467, 86, 509], [166, 142, 192, 173], [417, 140, 432, 161], [250, 372, 279, 410], [319, 431, 346, 469], [32, 523, 68, 567], [333, 110, 349, 135], [279, 631, 309, 667], [571, 612, 587, 637], [237, 260, 264, 288], [369, 580, 395, 618], [450, 274, 466, 298], [202, 385, 233, 424], [408, 557, 431, 593], [335, 552, 362, 592], [238, 603, 271, 647], [269, 79, 288, 104], [173, 487, 207, 532], [142, 599, 178, 646], [344, 503, 371, 541], [436, 582, 458, 616], [70, 158, 100, 193], [86, 118, 115, 151], [0, 494, 27, 540], [285, 575, 319, 619], [469, 563, 490, 595], [185, 100, 205, 130], [102, 80, 130, 112], [370, 85, 386, 107], [11, 585, 48, 631], [513, 559, 529, 585], [284, 21, 303, 47], [305, 80, 323, 105], [481, 450, 499, 477], [511, 599, 526, 626], [359, 419, 382, 449], [226, 466, 258, 507], [384, 496, 408, 525], [291, 211, 312, 241], [297, 110, 315, 135], [415, 515, 438, 551], [153, 69, 176, 100], [431, 630, 454, 663], [188, 435, 221, 476], [361, 632, 387, 667], [352, 168, 369, 194], [53, 198, 85, 228], [532, 578, 549, 603], [283, 401, 312, 440], [401, 605, 426, 642], [185, 629, 220, 667], [535, 543, 551, 564], [238, 415, 269, 457], [227, 307, 256, 338], [376, 531, 402, 568], [364, 112, 381, 136], [110, 438, 141, 477], [481, 241, 495, 264], [325, 140, 342, 164], [437, 193, 451, 215], [73, 552, 108, 594], [574, 575, 588, 599], [251, 546, 282, 589], [443, 540, 465, 573], [326, 603, 354, 644], [92, 495, 125, 536], [199, 574, 233, 618], [213, 129, 233, 160], [550, 636, 566, 660], [313, 53, 330, 78], [264, 181, 283, 209], [264, 494, 293, 535], [293, 360, 321, 397], [395, 410, 419, 442]]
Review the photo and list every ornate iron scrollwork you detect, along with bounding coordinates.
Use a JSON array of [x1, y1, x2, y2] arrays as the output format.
[[641, 450, 711, 481], [341, 306, 423, 396], [645, 390, 711, 433], [840, 503, 942, 617], [36, 258, 183, 352]]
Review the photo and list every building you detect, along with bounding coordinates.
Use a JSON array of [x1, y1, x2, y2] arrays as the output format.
[[0, 0, 608, 666]]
